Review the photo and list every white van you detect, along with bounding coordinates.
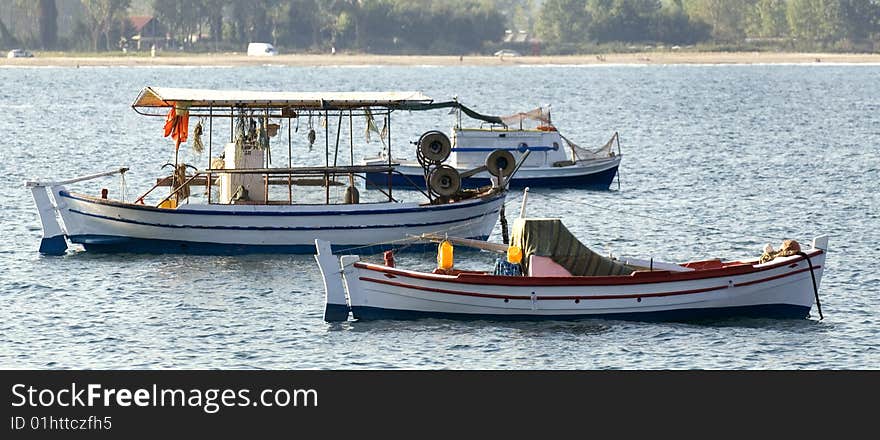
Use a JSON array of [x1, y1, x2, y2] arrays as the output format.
[[247, 43, 277, 56]]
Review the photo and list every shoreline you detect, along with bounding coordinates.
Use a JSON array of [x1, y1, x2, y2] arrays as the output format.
[[3, 51, 880, 67]]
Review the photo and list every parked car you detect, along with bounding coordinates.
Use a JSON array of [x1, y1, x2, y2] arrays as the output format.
[[247, 43, 277, 56], [493, 49, 521, 57], [7, 49, 34, 58]]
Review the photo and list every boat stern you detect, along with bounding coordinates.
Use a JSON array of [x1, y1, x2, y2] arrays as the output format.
[[811, 235, 830, 286], [26, 182, 68, 255], [314, 239, 353, 322]]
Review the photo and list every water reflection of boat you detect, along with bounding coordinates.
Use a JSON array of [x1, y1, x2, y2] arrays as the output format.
[[316, 217, 827, 322], [27, 87, 510, 255], [364, 104, 622, 189]]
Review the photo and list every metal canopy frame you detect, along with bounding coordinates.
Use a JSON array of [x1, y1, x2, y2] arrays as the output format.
[[132, 87, 411, 206]]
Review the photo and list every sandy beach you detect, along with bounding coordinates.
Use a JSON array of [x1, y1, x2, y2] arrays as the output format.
[[3, 51, 880, 67]]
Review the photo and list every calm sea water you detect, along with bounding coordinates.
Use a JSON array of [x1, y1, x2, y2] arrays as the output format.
[[1, 63, 878, 369]]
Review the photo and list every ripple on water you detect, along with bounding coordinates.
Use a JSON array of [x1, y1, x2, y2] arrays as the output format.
[[1, 65, 878, 369]]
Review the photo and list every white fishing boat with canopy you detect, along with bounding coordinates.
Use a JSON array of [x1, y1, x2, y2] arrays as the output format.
[[364, 103, 622, 189], [26, 87, 517, 255]]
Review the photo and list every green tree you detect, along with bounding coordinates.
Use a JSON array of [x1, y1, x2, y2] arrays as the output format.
[[653, 0, 711, 43], [745, 0, 788, 38], [684, 0, 754, 41], [81, 0, 131, 51], [536, 0, 589, 47], [838, 0, 880, 40], [286, 0, 322, 48], [587, 0, 661, 42], [9, 0, 57, 48], [38, 0, 58, 49], [787, 0, 843, 43]]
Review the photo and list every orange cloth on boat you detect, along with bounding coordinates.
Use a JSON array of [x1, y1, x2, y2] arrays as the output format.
[[163, 104, 190, 150]]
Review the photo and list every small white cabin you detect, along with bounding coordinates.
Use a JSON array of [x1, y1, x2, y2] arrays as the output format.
[[247, 42, 277, 56], [451, 127, 569, 170]]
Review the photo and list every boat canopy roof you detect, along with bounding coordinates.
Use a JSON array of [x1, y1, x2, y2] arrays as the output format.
[[132, 87, 434, 114]]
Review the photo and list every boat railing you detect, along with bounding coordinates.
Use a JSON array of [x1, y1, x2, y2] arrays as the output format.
[[25, 167, 129, 188], [146, 164, 408, 207]]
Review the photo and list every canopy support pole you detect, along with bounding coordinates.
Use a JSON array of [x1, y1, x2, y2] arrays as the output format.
[[325, 109, 330, 204], [207, 106, 213, 204], [387, 110, 392, 202], [288, 114, 292, 204]]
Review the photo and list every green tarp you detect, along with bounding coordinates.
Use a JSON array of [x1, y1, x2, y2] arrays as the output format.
[[511, 218, 636, 277]]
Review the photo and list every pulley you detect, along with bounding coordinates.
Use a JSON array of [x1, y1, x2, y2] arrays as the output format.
[[417, 130, 452, 165], [428, 165, 461, 197], [485, 149, 516, 177]]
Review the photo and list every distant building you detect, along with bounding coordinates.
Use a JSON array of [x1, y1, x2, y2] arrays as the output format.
[[502, 30, 542, 56], [128, 16, 166, 51]]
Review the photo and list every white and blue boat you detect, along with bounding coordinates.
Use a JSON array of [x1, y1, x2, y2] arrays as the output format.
[[364, 105, 622, 189], [27, 87, 510, 255]]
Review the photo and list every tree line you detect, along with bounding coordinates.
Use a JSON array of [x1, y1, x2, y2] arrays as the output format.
[[536, 0, 880, 52], [2, 0, 879, 54], [1, 0, 506, 54]]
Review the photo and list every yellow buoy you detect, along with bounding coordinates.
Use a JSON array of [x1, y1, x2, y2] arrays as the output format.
[[437, 240, 454, 270], [507, 245, 523, 264]]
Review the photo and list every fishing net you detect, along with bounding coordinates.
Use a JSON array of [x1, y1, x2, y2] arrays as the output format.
[[565, 132, 618, 161]]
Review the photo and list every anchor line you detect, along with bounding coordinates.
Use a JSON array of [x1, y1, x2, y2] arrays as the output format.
[[797, 251, 824, 320]]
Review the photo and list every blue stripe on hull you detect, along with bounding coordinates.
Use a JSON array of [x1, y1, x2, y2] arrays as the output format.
[[366, 165, 619, 190], [69, 234, 488, 255], [67, 208, 495, 232], [350, 303, 812, 322], [59, 190, 505, 216]]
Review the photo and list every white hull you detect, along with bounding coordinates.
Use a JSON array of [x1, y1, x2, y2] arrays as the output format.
[[315, 239, 828, 321], [31, 185, 505, 254]]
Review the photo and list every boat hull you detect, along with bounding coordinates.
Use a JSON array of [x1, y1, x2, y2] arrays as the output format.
[[35, 187, 504, 254], [365, 157, 621, 190], [318, 244, 826, 322], [350, 303, 811, 321]]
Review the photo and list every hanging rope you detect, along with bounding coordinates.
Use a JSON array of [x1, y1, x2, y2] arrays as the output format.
[[192, 119, 205, 154]]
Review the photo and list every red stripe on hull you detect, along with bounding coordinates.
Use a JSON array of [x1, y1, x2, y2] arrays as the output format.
[[354, 250, 824, 287], [360, 277, 728, 301], [357, 263, 821, 301]]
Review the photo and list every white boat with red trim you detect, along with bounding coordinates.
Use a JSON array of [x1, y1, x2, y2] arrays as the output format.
[[315, 217, 828, 322]]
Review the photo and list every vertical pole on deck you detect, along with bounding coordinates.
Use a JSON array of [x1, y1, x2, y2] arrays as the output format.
[[386, 110, 392, 202], [333, 112, 342, 167], [288, 113, 292, 204], [325, 109, 330, 204], [264, 106, 269, 205], [207, 106, 213, 204], [349, 110, 354, 166], [173, 104, 180, 207]]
